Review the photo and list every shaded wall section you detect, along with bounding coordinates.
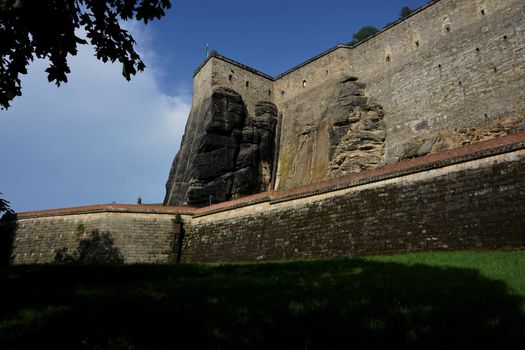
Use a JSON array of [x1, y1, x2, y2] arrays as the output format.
[[12, 133, 525, 265], [12, 205, 193, 264], [182, 133, 525, 262]]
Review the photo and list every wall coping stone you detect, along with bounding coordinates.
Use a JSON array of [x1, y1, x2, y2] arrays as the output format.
[[18, 203, 196, 219], [193, 192, 275, 218], [194, 52, 275, 81]]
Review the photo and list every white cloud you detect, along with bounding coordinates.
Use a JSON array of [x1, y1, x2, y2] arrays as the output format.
[[0, 25, 191, 212]]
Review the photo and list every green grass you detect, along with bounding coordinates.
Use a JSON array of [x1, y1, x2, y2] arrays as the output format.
[[1, 250, 524, 349]]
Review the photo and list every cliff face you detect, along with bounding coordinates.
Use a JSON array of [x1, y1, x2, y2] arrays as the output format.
[[164, 88, 277, 206], [165, 78, 388, 206], [164, 0, 525, 205], [276, 75, 387, 189]]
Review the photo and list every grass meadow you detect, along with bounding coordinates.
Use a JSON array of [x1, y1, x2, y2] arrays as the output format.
[[1, 250, 524, 349]]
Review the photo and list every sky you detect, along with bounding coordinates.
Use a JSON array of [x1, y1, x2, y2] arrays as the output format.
[[0, 0, 429, 212]]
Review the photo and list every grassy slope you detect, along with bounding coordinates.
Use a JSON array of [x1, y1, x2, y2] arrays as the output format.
[[370, 251, 525, 297], [1, 250, 524, 349]]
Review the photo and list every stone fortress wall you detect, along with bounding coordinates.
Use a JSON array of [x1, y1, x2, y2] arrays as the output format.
[[191, 54, 276, 117], [273, 47, 356, 189], [208, 57, 274, 117], [172, 0, 525, 197], [10, 205, 193, 264], [349, 0, 525, 163], [9, 132, 525, 264], [183, 136, 525, 262]]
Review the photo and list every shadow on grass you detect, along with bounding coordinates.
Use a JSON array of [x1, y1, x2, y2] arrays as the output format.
[[0, 258, 524, 349]]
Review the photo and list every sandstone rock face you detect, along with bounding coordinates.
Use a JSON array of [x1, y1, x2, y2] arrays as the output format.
[[234, 102, 278, 195], [276, 75, 387, 188], [164, 88, 277, 206], [328, 104, 386, 177], [393, 115, 525, 161]]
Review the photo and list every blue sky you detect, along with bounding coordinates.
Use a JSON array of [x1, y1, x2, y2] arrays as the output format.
[[0, 0, 428, 212]]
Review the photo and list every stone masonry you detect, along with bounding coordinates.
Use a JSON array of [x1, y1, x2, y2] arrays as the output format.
[[9, 132, 525, 264], [182, 134, 525, 262], [10, 205, 193, 264], [165, 0, 525, 205]]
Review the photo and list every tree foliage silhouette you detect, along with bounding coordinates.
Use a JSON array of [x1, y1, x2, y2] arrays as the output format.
[[0, 193, 16, 266], [348, 26, 380, 45], [0, 0, 172, 109], [400, 6, 414, 18], [350, 5, 416, 45], [0, 194, 13, 217]]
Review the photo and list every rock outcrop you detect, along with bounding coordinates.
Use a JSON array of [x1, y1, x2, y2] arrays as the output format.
[[234, 102, 278, 196], [394, 115, 525, 161], [164, 88, 277, 206], [276, 75, 388, 188], [325, 76, 387, 177], [327, 104, 386, 177]]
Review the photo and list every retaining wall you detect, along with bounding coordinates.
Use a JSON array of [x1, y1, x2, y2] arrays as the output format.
[[183, 132, 525, 262], [11, 133, 525, 264], [11, 205, 193, 264]]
